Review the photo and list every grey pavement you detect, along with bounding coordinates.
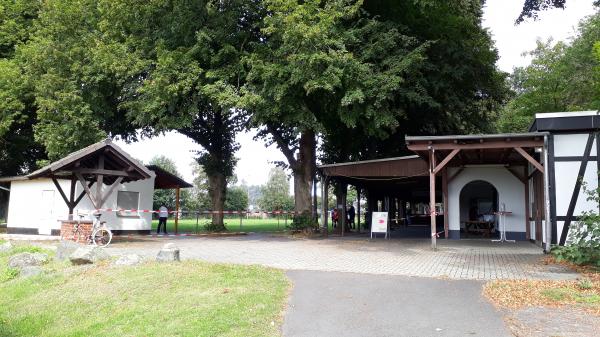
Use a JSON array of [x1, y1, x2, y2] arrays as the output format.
[[283, 270, 512, 337], [105, 233, 578, 280]]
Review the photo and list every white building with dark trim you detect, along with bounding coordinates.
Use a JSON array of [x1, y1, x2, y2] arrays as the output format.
[[0, 139, 191, 236], [319, 111, 600, 251]]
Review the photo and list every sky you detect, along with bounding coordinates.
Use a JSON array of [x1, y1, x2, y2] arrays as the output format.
[[116, 0, 597, 186]]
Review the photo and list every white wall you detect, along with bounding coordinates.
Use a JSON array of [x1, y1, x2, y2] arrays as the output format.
[[553, 134, 597, 157], [7, 180, 70, 234], [7, 174, 155, 234], [448, 166, 526, 235], [553, 133, 599, 238]]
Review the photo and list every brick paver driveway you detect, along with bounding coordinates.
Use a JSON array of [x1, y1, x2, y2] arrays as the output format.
[[106, 233, 577, 280]]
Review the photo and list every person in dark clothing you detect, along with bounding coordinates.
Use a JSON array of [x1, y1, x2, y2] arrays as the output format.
[[348, 205, 356, 229]]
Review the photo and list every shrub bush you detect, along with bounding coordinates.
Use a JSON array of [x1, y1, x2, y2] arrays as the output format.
[[288, 212, 316, 231], [552, 185, 600, 267], [203, 222, 228, 232]]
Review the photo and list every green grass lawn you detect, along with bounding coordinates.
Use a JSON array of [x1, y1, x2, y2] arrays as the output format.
[[153, 216, 336, 233], [0, 243, 289, 337]]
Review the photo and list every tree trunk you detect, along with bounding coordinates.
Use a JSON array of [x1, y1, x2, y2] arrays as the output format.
[[292, 130, 315, 216], [208, 172, 227, 227]]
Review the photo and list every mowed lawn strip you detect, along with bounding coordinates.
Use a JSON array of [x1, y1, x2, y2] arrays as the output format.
[[152, 217, 291, 233], [0, 245, 289, 337], [150, 217, 342, 233]]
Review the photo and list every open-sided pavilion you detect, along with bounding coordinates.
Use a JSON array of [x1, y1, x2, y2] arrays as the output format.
[[319, 132, 548, 250]]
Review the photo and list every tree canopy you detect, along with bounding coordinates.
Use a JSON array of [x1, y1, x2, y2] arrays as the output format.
[[0, 0, 516, 229], [258, 168, 294, 212], [516, 0, 567, 24], [497, 10, 600, 132], [0, 0, 45, 176], [320, 0, 508, 164]]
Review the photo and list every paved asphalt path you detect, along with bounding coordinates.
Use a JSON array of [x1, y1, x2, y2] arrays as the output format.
[[283, 270, 511, 337]]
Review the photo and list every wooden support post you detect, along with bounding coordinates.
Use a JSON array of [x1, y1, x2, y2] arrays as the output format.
[[321, 176, 329, 237], [433, 149, 460, 175], [341, 185, 346, 237], [525, 175, 530, 240], [442, 168, 449, 239], [175, 187, 180, 234], [96, 154, 105, 209], [98, 177, 123, 208], [357, 188, 361, 233], [76, 173, 98, 209], [73, 181, 95, 208], [313, 177, 318, 223], [52, 178, 71, 211], [429, 149, 437, 250], [515, 147, 544, 172], [69, 177, 76, 219]]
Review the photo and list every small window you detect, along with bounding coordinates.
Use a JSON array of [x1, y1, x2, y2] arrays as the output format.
[[117, 191, 139, 217]]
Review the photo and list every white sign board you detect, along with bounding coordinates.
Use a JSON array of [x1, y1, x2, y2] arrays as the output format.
[[371, 212, 389, 238]]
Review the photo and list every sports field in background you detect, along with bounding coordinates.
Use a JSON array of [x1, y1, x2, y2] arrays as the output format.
[[150, 215, 361, 233], [152, 216, 321, 233]]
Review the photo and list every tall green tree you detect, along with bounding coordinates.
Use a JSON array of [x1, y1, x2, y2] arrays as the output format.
[[225, 186, 249, 211], [516, 0, 567, 23], [497, 40, 570, 132], [258, 168, 294, 212], [498, 10, 600, 132], [101, 0, 264, 229], [17, 0, 139, 160], [243, 0, 430, 220], [0, 0, 46, 176]]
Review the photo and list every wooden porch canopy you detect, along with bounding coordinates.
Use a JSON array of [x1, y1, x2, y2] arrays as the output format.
[[406, 132, 548, 249], [146, 164, 193, 234], [146, 165, 193, 190], [318, 155, 429, 237], [320, 155, 428, 186], [27, 139, 152, 217]]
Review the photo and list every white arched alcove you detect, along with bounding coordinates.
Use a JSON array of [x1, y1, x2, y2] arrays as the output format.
[[447, 166, 526, 240]]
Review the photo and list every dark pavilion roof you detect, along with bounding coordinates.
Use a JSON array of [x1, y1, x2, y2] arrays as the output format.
[[146, 165, 193, 189], [26, 139, 152, 185], [0, 139, 192, 189]]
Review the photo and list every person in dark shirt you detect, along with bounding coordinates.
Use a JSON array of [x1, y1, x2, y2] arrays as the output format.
[[348, 205, 356, 229]]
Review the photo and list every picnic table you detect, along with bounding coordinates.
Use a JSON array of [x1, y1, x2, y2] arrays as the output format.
[[463, 220, 494, 237]]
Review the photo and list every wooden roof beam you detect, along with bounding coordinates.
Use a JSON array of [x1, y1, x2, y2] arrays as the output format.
[[514, 147, 544, 173], [71, 168, 136, 177], [433, 149, 460, 175], [407, 139, 543, 151]]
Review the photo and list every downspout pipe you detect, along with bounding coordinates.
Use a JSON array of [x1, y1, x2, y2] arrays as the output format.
[[543, 134, 552, 253]]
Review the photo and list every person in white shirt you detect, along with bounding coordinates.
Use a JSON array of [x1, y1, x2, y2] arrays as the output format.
[[157, 204, 168, 234]]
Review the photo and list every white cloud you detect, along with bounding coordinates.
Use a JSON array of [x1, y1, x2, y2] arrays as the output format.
[[482, 0, 595, 72], [115, 131, 201, 183]]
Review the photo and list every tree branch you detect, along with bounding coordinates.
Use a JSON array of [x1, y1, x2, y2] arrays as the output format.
[[266, 123, 298, 169]]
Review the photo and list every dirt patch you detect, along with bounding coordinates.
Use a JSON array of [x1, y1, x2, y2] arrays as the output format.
[[484, 256, 600, 316], [504, 306, 599, 337], [484, 279, 600, 314], [484, 256, 600, 336]]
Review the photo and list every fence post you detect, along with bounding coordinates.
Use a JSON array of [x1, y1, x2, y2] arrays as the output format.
[[195, 211, 199, 234], [239, 211, 242, 231]]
